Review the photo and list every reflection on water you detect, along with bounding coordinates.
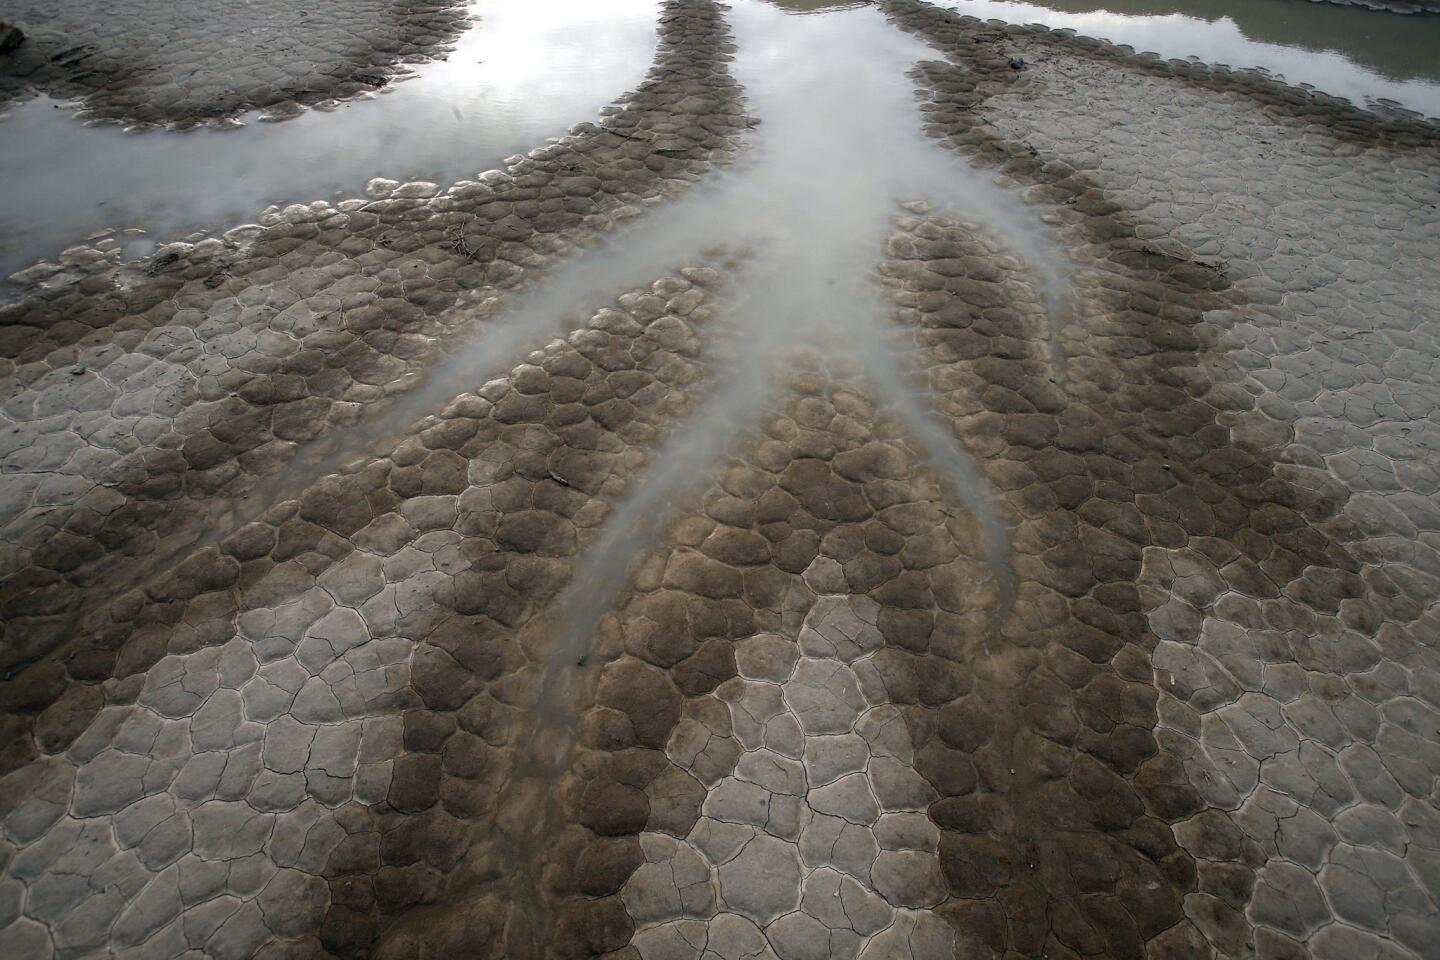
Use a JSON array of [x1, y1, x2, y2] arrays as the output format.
[[490, 3, 1057, 912], [953, 0, 1440, 115], [1016, 0, 1440, 81], [268, 0, 1067, 632], [0, 0, 658, 282], [766, 0, 873, 11], [5, 0, 1434, 289]]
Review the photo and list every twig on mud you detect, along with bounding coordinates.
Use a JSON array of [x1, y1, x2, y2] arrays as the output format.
[[444, 218, 482, 259]]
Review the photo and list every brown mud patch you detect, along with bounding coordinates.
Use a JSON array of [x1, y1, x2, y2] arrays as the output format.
[[0, 266, 726, 960], [303, 271, 727, 960], [547, 360, 1010, 959]]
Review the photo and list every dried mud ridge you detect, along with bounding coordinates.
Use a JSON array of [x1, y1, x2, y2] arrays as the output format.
[[0, 0, 470, 127], [1304, 0, 1440, 14], [2, 0, 1440, 958]]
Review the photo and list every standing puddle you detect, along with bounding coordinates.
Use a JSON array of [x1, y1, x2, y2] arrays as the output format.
[[0, 0, 659, 281], [490, 0, 1060, 935], [950, 0, 1440, 116]]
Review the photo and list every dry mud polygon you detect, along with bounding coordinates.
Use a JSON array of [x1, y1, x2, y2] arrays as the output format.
[[0, 0, 469, 126], [1, 0, 1439, 958], [878, 2, 1440, 956]]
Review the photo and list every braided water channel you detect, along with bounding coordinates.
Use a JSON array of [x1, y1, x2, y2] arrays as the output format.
[[484, 0, 1069, 949], [107, 0, 1069, 595]]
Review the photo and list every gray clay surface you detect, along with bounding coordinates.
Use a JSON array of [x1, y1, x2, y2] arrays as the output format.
[[0, 0, 1438, 958], [0, 0, 469, 126]]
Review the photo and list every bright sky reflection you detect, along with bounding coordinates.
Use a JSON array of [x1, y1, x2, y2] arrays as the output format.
[[952, 0, 1440, 117], [0, 0, 659, 282]]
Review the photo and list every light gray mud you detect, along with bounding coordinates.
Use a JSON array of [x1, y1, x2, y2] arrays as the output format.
[[0, 4, 746, 952], [873, 1, 1440, 957], [1, 0, 1439, 957], [510, 2, 1440, 959], [0, 0, 469, 127]]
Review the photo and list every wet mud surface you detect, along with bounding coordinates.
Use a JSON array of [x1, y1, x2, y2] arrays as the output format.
[[1, 0, 1439, 957], [0, 0, 663, 282]]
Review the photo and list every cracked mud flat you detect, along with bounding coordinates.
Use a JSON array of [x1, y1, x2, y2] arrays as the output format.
[[1, 0, 1440, 958], [0, 0, 470, 127]]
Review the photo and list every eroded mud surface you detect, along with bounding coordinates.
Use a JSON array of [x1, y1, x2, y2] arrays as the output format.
[[879, 3, 1440, 956], [1, 0, 1439, 958]]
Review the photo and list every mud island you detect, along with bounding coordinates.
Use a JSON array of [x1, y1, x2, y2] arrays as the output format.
[[0, 0, 1437, 958]]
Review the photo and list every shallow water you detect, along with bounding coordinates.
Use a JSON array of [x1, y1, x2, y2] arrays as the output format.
[[489, 0, 1049, 908], [0, 0, 658, 282], [2, 0, 1438, 955], [4, 0, 1435, 289], [766, 0, 873, 9], [954, 0, 1440, 115], [247, 0, 1057, 628]]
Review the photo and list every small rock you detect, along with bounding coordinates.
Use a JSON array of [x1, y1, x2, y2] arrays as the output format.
[[1009, 57, 1025, 70], [0, 21, 24, 54]]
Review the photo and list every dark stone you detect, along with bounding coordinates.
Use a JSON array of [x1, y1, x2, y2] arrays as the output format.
[[671, 638, 736, 696], [495, 510, 576, 556], [0, 22, 24, 54], [596, 659, 682, 749], [550, 897, 632, 960]]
